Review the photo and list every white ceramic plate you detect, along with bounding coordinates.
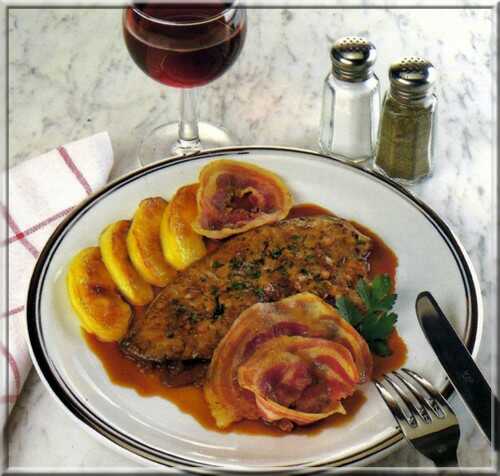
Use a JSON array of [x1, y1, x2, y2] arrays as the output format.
[[27, 147, 482, 471]]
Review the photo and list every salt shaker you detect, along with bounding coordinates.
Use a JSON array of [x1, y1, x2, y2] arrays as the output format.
[[319, 36, 380, 163], [374, 57, 437, 184]]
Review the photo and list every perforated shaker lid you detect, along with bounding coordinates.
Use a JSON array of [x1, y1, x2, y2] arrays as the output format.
[[389, 57, 437, 99], [330, 36, 377, 81]]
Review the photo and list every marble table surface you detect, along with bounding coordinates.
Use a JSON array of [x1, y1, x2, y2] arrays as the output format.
[[7, 6, 497, 472]]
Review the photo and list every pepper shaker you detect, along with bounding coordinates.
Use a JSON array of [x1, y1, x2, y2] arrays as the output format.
[[319, 36, 380, 164], [374, 57, 437, 184]]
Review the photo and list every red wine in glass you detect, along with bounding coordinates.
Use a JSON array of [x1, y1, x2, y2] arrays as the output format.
[[124, 4, 246, 88]]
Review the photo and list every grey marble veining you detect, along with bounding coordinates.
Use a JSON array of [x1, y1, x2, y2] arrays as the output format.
[[7, 6, 496, 471]]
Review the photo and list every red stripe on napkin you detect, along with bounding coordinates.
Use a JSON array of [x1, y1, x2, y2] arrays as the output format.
[[58, 146, 92, 195], [0, 343, 20, 396], [6, 206, 73, 245], [0, 394, 18, 404], [0, 203, 39, 258], [1, 306, 25, 319]]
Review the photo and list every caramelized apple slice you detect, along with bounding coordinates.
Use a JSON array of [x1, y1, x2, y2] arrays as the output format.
[[204, 292, 372, 429], [100, 220, 154, 306], [67, 247, 132, 342], [192, 159, 293, 239], [127, 197, 176, 287], [160, 184, 207, 271], [237, 336, 360, 427]]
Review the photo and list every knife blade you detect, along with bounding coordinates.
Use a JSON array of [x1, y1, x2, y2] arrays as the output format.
[[416, 291, 499, 449]]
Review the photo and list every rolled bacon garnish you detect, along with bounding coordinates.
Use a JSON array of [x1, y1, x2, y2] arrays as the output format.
[[204, 292, 372, 430], [192, 159, 293, 239], [237, 336, 360, 428]]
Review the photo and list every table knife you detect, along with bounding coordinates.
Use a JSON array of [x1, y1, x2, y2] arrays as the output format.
[[415, 291, 499, 449]]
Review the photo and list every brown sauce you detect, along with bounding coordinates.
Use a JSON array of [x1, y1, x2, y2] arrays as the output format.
[[84, 203, 406, 436], [372, 330, 408, 380], [287, 204, 398, 283], [84, 331, 367, 436]]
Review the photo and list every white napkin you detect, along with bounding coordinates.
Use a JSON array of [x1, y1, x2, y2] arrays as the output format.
[[2, 132, 113, 415]]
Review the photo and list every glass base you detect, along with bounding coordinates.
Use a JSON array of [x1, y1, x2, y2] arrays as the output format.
[[372, 162, 432, 186], [318, 142, 374, 166], [138, 122, 237, 167]]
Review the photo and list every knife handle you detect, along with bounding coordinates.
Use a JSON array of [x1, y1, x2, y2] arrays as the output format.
[[417, 292, 499, 450], [495, 398, 500, 451]]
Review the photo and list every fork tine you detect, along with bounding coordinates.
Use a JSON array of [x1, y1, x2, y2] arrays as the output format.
[[402, 368, 457, 419], [377, 369, 460, 467], [375, 380, 415, 431], [392, 370, 443, 420], [384, 373, 432, 424]]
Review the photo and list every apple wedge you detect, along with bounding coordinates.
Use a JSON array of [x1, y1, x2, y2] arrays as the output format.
[[100, 220, 154, 306], [160, 184, 207, 271], [127, 197, 176, 287], [67, 247, 132, 342]]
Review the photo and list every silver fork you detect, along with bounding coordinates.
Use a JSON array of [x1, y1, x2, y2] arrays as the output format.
[[375, 368, 460, 467]]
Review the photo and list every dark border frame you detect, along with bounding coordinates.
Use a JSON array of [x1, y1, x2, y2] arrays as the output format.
[[25, 146, 482, 471]]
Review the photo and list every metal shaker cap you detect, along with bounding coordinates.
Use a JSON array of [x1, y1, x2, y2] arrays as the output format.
[[389, 57, 437, 100], [330, 36, 377, 82]]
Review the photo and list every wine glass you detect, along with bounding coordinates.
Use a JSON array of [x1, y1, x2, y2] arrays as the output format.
[[123, 3, 247, 165]]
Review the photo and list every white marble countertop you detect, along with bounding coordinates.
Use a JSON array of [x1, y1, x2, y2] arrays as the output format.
[[7, 6, 496, 472]]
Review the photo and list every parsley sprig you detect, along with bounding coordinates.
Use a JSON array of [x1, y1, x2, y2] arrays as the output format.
[[336, 274, 398, 357]]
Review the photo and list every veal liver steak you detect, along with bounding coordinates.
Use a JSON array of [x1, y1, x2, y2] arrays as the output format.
[[121, 216, 372, 363]]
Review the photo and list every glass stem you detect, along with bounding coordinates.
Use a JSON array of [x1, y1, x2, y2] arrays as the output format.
[[177, 88, 201, 154]]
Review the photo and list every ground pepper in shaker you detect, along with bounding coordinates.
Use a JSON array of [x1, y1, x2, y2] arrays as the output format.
[[374, 57, 437, 184], [319, 36, 380, 163]]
